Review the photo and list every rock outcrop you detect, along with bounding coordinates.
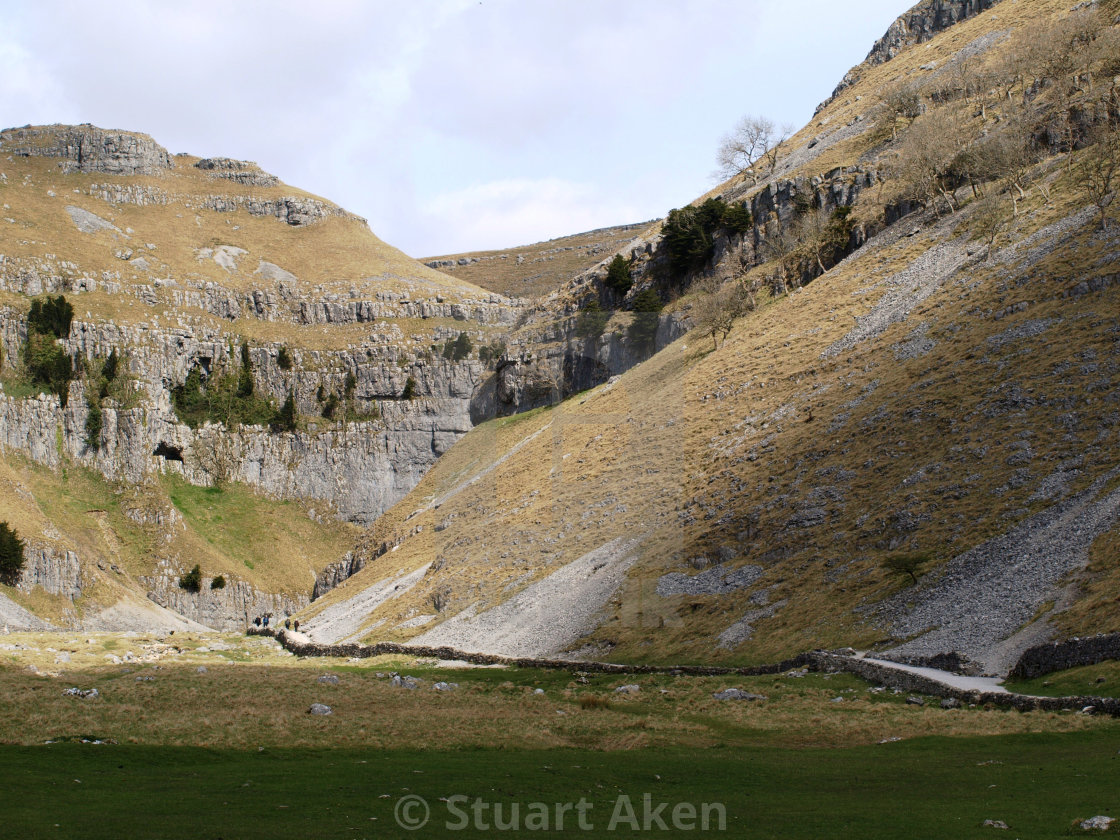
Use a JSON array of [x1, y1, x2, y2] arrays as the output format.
[[0, 124, 172, 175], [194, 157, 280, 187], [18, 545, 83, 599], [142, 560, 307, 631], [819, 0, 1003, 111]]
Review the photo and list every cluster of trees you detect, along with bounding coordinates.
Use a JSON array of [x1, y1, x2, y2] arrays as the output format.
[[23, 294, 75, 406], [662, 198, 753, 281], [881, 6, 1120, 234], [441, 332, 473, 361], [171, 342, 277, 430]]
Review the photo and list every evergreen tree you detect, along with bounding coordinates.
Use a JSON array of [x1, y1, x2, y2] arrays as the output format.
[[604, 255, 633, 297], [276, 346, 293, 371], [0, 522, 25, 585], [270, 390, 298, 433], [237, 342, 254, 398], [402, 376, 418, 400], [85, 397, 103, 450]]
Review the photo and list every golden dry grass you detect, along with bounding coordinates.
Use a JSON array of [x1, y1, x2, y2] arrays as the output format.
[[0, 631, 1109, 750]]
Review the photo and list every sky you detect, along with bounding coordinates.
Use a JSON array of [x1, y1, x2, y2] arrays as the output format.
[[0, 0, 906, 257]]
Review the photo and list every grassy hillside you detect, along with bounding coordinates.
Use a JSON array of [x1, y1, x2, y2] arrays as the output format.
[[306, 0, 1120, 668], [422, 221, 656, 299]]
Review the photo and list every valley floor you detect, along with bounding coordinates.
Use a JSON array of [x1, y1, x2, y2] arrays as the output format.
[[1, 632, 1119, 837]]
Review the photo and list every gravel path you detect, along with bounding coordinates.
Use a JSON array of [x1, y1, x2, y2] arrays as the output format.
[[878, 466, 1120, 675], [859, 656, 1009, 693], [411, 537, 642, 658]]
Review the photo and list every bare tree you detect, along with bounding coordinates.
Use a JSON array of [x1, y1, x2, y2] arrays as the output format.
[[760, 217, 803, 294], [691, 273, 760, 350], [1078, 126, 1120, 230], [893, 108, 965, 215], [970, 191, 1015, 261], [879, 84, 923, 140], [715, 115, 788, 181]]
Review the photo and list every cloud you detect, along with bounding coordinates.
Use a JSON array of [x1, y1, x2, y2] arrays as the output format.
[[0, 0, 907, 255], [420, 177, 644, 255]]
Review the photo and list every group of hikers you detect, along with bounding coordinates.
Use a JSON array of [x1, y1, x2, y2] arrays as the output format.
[[251, 613, 301, 632]]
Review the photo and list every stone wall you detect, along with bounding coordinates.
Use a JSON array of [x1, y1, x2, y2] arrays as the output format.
[[248, 631, 1120, 717], [1009, 634, 1120, 680]]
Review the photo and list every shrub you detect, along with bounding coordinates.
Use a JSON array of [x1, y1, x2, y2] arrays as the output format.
[[178, 564, 202, 593], [604, 255, 633, 297], [276, 346, 293, 371], [84, 396, 103, 450], [27, 295, 73, 339], [270, 391, 298, 433], [402, 376, 418, 400], [210, 575, 226, 590], [237, 342, 254, 398], [344, 372, 357, 398], [0, 522, 25, 585], [24, 330, 74, 405], [321, 391, 340, 419]]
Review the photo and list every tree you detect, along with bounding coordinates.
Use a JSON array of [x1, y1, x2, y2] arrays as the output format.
[[759, 218, 803, 294], [27, 295, 74, 339], [879, 84, 923, 140], [178, 564, 202, 593], [604, 255, 633, 297], [576, 297, 608, 340], [210, 575, 226, 590], [101, 348, 119, 383], [24, 330, 74, 405], [692, 275, 759, 350], [85, 396, 103, 451], [276, 345, 293, 371], [881, 552, 931, 585], [402, 376, 418, 400], [627, 287, 663, 353], [270, 390, 297, 433], [237, 342, 254, 398], [970, 192, 1014, 261], [892, 108, 965, 216], [321, 391, 340, 419], [1078, 127, 1119, 231], [0, 522, 25, 585], [715, 115, 789, 180]]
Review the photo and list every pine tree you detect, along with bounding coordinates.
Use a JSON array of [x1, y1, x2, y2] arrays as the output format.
[[0, 522, 26, 585]]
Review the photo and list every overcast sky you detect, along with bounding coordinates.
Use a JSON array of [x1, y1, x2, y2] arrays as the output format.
[[1, 1, 905, 257]]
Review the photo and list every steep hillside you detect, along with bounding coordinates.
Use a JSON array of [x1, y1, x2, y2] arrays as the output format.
[[0, 124, 519, 629], [302, 0, 1120, 676], [422, 221, 656, 299]]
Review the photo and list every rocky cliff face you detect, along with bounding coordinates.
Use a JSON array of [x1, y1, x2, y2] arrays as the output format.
[[1, 124, 172, 175], [142, 560, 307, 631], [17, 545, 82, 600], [820, 0, 1003, 109]]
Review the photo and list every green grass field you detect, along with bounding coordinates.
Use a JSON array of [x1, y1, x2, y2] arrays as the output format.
[[2, 731, 1119, 838]]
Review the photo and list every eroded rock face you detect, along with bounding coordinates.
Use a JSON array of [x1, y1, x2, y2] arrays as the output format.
[[142, 560, 307, 631], [18, 546, 82, 599], [0, 125, 172, 175], [194, 157, 280, 187], [821, 0, 1001, 109]]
